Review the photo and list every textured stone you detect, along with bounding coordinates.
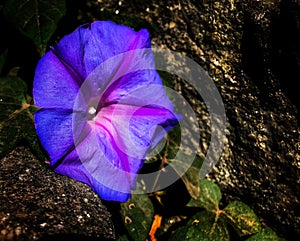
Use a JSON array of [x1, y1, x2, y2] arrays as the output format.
[[0, 146, 115, 241]]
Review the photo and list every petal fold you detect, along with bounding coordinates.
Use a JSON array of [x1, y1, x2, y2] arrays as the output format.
[[51, 21, 150, 83], [55, 122, 133, 202], [94, 104, 180, 176]]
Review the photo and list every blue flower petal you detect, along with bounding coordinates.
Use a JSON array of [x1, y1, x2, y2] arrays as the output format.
[[94, 104, 179, 163], [51, 21, 150, 83], [98, 53, 175, 111], [83, 21, 150, 76], [33, 20, 181, 202], [33, 51, 80, 109], [55, 122, 133, 202], [54, 103, 179, 202], [34, 109, 75, 163]]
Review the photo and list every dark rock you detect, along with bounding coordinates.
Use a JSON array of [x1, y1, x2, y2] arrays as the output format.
[[0, 146, 115, 241]]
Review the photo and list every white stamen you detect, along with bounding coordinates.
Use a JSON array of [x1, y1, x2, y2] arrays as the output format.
[[88, 106, 96, 115]]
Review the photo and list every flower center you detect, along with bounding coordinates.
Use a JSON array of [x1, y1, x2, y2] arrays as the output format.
[[88, 106, 97, 119], [88, 98, 99, 120]]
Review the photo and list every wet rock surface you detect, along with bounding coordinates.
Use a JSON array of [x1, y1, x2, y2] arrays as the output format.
[[1, 0, 299, 240], [0, 146, 115, 241]]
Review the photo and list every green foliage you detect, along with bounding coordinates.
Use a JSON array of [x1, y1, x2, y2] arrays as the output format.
[[245, 228, 286, 241], [167, 226, 189, 241], [174, 154, 202, 200], [120, 193, 154, 241], [171, 211, 230, 241], [118, 177, 285, 241], [187, 179, 222, 211], [0, 75, 46, 161], [3, 0, 66, 56], [0, 0, 66, 160], [167, 179, 284, 241], [190, 212, 229, 241], [116, 235, 130, 241], [144, 120, 202, 200], [222, 201, 262, 237]]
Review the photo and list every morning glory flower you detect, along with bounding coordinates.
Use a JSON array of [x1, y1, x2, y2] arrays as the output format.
[[33, 21, 180, 202]]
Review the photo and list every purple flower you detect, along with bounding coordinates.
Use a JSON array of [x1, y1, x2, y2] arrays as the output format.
[[33, 21, 180, 202]]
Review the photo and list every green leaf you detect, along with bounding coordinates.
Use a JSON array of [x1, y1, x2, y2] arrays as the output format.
[[0, 76, 45, 161], [245, 228, 287, 241], [116, 235, 130, 241], [171, 153, 202, 199], [145, 123, 202, 200], [188, 211, 230, 241], [222, 201, 262, 237], [169, 211, 230, 241], [0, 49, 8, 75], [3, 0, 66, 55], [187, 179, 221, 212], [168, 226, 189, 241], [120, 194, 154, 241]]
